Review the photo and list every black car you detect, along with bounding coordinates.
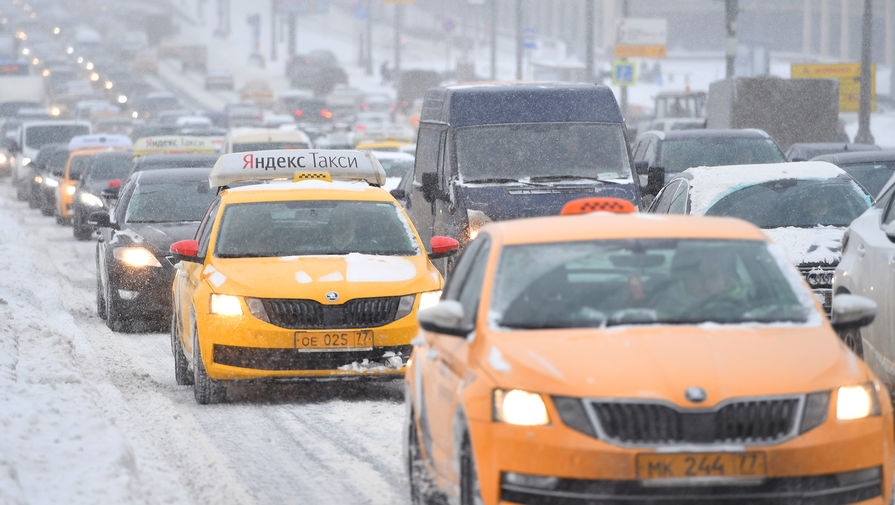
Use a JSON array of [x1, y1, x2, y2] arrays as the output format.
[[785, 142, 880, 162], [27, 143, 67, 210], [72, 151, 134, 240], [37, 146, 72, 217], [130, 153, 220, 176], [92, 168, 216, 332], [812, 149, 895, 200]]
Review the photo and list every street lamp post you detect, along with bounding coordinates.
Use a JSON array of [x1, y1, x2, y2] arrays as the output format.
[[854, 0, 875, 144]]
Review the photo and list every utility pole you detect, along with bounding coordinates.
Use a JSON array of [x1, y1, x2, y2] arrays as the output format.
[[855, 0, 875, 144], [394, 3, 403, 82], [490, 0, 497, 80], [585, 0, 594, 81], [515, 0, 522, 80], [725, 0, 738, 78], [287, 13, 296, 58], [270, 0, 277, 61], [365, 0, 373, 76], [620, 0, 629, 118]]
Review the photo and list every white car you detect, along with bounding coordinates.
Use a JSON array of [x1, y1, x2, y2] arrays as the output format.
[[833, 173, 895, 383], [647, 161, 872, 316]]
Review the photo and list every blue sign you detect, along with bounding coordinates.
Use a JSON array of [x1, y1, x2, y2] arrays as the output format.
[[611, 61, 637, 86]]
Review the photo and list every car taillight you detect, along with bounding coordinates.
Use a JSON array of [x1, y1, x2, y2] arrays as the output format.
[[356, 124, 366, 131], [361, 103, 368, 110], [320, 109, 332, 118], [294, 109, 303, 116]]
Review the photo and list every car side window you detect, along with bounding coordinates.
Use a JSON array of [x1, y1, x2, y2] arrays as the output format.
[[649, 180, 680, 214], [455, 240, 491, 327], [113, 179, 137, 225], [668, 182, 690, 214], [443, 237, 486, 301], [632, 139, 645, 162], [413, 125, 440, 185], [195, 198, 221, 257], [883, 190, 895, 225], [645, 138, 658, 166]]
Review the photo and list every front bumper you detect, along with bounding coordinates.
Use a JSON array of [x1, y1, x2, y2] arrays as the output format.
[[469, 412, 892, 505], [110, 260, 175, 318]]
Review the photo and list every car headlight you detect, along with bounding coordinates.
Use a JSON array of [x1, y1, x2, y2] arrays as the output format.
[[210, 294, 243, 316], [418, 290, 442, 312], [21, 156, 31, 166], [118, 94, 128, 104], [836, 383, 880, 421], [113, 247, 162, 268], [33, 175, 42, 183], [245, 297, 269, 322], [80, 192, 103, 207], [49, 105, 61, 116], [44, 177, 58, 187], [64, 185, 76, 195], [0, 153, 7, 164], [494, 389, 550, 426], [467, 209, 492, 241]]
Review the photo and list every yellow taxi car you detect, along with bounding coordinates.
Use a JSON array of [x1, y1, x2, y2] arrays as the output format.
[[168, 149, 459, 404], [405, 205, 892, 505]]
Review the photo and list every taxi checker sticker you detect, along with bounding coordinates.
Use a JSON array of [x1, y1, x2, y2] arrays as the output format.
[[210, 149, 387, 188]]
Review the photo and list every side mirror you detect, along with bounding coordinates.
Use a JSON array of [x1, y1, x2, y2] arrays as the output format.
[[645, 166, 665, 197], [169, 239, 203, 263], [831, 294, 877, 332], [421, 172, 446, 202], [52, 168, 64, 177], [634, 160, 649, 175], [390, 188, 406, 200], [87, 210, 113, 228], [428, 236, 459, 260], [418, 300, 471, 338]]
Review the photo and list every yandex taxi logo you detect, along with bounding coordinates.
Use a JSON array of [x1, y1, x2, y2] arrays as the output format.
[[241, 152, 359, 170], [210, 149, 387, 188]]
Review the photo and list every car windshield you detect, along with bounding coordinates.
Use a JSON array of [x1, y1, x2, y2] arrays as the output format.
[[24, 125, 90, 149], [455, 122, 632, 182], [839, 161, 895, 198], [705, 178, 870, 228], [231, 141, 310, 152], [47, 150, 71, 175], [87, 154, 132, 184], [491, 238, 816, 329], [660, 137, 785, 173], [68, 155, 93, 180], [214, 200, 420, 258], [125, 181, 215, 223]]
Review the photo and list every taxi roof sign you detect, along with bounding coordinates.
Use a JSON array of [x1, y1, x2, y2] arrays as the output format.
[[560, 197, 637, 215], [132, 135, 218, 157], [210, 149, 387, 188], [68, 134, 133, 151]]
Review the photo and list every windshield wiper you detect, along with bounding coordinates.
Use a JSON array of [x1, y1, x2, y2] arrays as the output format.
[[529, 175, 623, 184], [465, 177, 547, 186]]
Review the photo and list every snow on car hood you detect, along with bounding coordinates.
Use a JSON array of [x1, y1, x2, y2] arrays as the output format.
[[477, 325, 867, 405], [762, 226, 845, 266]]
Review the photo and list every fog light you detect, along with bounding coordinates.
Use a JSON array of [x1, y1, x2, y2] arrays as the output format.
[[836, 467, 881, 486], [502, 472, 560, 490], [117, 289, 138, 300]]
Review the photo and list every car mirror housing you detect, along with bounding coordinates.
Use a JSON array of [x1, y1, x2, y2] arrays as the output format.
[[390, 188, 406, 200], [418, 300, 471, 338], [831, 294, 877, 331], [428, 236, 459, 260], [87, 210, 114, 229], [169, 239, 203, 263]]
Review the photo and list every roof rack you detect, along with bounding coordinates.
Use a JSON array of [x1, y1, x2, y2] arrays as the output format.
[[209, 149, 387, 188]]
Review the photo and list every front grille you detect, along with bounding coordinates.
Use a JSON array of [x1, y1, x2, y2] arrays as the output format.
[[262, 296, 401, 329], [588, 397, 801, 446], [213, 344, 411, 371]]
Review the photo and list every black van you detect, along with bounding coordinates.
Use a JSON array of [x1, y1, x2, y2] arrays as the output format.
[[398, 82, 640, 255]]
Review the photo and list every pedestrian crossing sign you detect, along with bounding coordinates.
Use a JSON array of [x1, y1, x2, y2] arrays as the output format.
[[612, 61, 637, 87]]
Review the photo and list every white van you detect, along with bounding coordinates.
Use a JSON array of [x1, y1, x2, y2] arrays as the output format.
[[12, 120, 91, 200]]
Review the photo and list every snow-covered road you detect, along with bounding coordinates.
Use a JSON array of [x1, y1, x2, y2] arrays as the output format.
[[0, 180, 410, 504]]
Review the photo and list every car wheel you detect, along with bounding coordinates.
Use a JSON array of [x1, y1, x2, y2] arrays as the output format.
[[73, 210, 92, 240], [407, 411, 439, 505], [40, 198, 54, 216], [840, 326, 864, 359], [105, 278, 130, 332], [193, 331, 225, 404], [172, 311, 194, 386], [96, 262, 107, 320], [459, 433, 483, 505], [28, 189, 39, 208]]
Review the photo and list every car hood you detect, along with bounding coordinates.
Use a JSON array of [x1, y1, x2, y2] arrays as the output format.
[[205, 253, 442, 300], [762, 226, 846, 267], [120, 222, 201, 256], [477, 325, 868, 406]]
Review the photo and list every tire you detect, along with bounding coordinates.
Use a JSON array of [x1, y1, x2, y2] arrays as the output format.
[[459, 435, 483, 505], [105, 278, 130, 332], [96, 262, 106, 320], [407, 412, 438, 505], [73, 211, 92, 240], [55, 213, 71, 226], [840, 326, 864, 359], [28, 188, 39, 208], [172, 311, 194, 386], [40, 198, 54, 216], [193, 332, 226, 404]]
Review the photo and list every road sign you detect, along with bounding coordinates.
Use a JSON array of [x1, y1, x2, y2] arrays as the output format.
[[523, 27, 536, 50], [612, 61, 637, 87], [791, 62, 875, 113], [615, 18, 667, 59]]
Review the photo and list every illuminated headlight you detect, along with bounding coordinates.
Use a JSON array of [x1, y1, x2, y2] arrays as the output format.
[[76, 56, 84, 64], [466, 209, 492, 240], [104, 80, 114, 90], [394, 294, 416, 320], [113, 247, 162, 268], [44, 177, 58, 187], [245, 297, 269, 323], [33, 175, 42, 183], [117, 94, 128, 104], [66, 46, 74, 55], [131, 111, 138, 119], [0, 153, 7, 164], [89, 72, 99, 82], [50, 106, 61, 116], [21, 156, 31, 166], [31, 57, 38, 66], [836, 383, 880, 421], [494, 389, 550, 426], [210, 294, 242, 316], [64, 185, 76, 196], [41, 68, 49, 77], [85, 61, 94, 70], [53, 26, 60, 35], [418, 290, 442, 311], [80, 192, 103, 207], [21, 47, 29, 56]]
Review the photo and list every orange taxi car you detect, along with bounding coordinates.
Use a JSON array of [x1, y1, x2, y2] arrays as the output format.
[[405, 209, 892, 505], [56, 134, 132, 224], [168, 149, 459, 404]]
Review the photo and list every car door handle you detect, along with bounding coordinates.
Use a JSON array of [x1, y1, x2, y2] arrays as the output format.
[[856, 244, 866, 257]]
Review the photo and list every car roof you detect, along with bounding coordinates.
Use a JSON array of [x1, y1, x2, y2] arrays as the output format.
[[484, 213, 767, 246], [812, 149, 895, 164], [134, 167, 213, 184], [639, 128, 771, 141]]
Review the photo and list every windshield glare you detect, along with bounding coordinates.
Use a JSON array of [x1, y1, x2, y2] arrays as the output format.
[[491, 239, 814, 329], [455, 123, 632, 182], [705, 178, 870, 227], [661, 137, 785, 173], [214, 200, 420, 258], [125, 181, 215, 223]]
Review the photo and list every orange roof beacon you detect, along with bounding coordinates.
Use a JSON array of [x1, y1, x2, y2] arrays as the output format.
[[405, 212, 891, 505]]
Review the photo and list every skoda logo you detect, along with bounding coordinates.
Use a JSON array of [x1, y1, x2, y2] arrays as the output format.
[[685, 386, 707, 403], [325, 291, 339, 302]]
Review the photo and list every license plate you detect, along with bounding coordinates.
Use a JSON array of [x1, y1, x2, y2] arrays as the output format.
[[294, 330, 373, 352], [636, 452, 766, 482]]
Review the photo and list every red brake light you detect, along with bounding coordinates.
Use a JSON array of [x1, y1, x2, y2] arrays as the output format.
[[108, 179, 121, 187], [361, 103, 368, 110], [560, 197, 637, 215], [320, 109, 332, 119], [356, 125, 366, 131], [294, 109, 303, 117]]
